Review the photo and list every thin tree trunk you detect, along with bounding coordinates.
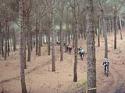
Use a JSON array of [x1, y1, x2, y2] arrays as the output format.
[[73, 23, 78, 82], [26, 12, 32, 61], [1, 31, 4, 57], [68, 31, 71, 45], [66, 7, 70, 45], [4, 20, 8, 60], [20, 30, 27, 93], [35, 19, 39, 55], [102, 10, 108, 58], [37, 22, 42, 56], [7, 23, 10, 56], [30, 32, 33, 51], [12, 30, 17, 51], [24, 28, 27, 69], [47, 30, 51, 55], [0, 22, 2, 56], [114, 8, 117, 49], [52, 24, 55, 72], [60, 20, 63, 61], [19, 0, 27, 92], [59, 2, 65, 61], [51, 2, 55, 72], [118, 16, 123, 40], [72, 23, 75, 48], [86, 0, 96, 93], [83, 16, 87, 40], [40, 31, 43, 47], [38, 31, 41, 56], [73, 0, 78, 82], [98, 16, 101, 47], [27, 31, 31, 61], [111, 19, 114, 32]]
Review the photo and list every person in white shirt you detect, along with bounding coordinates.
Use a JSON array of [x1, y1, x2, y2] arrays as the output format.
[[78, 47, 85, 60], [103, 58, 110, 74]]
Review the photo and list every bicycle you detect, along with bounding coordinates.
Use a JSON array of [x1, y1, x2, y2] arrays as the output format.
[[104, 65, 109, 77]]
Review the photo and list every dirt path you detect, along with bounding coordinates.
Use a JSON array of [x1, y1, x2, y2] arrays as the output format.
[[0, 31, 125, 93], [97, 30, 125, 93], [111, 66, 125, 93], [0, 59, 50, 84]]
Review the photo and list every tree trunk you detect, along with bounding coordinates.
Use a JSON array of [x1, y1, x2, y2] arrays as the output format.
[[68, 31, 71, 45], [105, 20, 108, 58], [12, 30, 17, 51], [40, 31, 43, 47], [72, 23, 75, 48], [86, 0, 96, 93], [7, 23, 10, 56], [0, 22, 2, 56], [73, 23, 78, 82], [1, 31, 4, 57], [24, 28, 27, 69], [19, 0, 27, 93], [30, 32, 33, 51], [97, 16, 101, 47], [35, 19, 39, 55], [20, 30, 27, 93], [114, 9, 117, 49], [52, 24, 55, 72], [118, 16, 123, 40], [51, 2, 55, 72], [47, 30, 51, 55], [38, 31, 41, 56], [83, 16, 87, 40], [103, 15, 108, 58], [66, 7, 70, 45], [73, 0, 78, 82], [4, 20, 8, 60], [27, 31, 31, 61], [26, 12, 32, 61], [60, 20, 63, 61]]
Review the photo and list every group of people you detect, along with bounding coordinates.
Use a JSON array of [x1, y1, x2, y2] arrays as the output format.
[[56, 41, 85, 60], [56, 41, 110, 76], [65, 45, 73, 54], [65, 45, 85, 60]]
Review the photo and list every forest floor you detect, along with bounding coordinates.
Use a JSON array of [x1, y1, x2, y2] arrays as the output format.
[[0, 30, 125, 93]]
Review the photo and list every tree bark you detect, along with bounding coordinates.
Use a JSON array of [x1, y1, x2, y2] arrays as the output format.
[[97, 16, 100, 47], [60, 20, 64, 61], [12, 30, 17, 51], [83, 16, 87, 40], [118, 16, 123, 40], [19, 0, 27, 92], [38, 30, 41, 56], [73, 23, 78, 82], [1, 31, 4, 57], [51, 2, 55, 72], [0, 22, 2, 56], [114, 9, 117, 49], [73, 0, 78, 82], [47, 30, 51, 55], [26, 10, 32, 61], [35, 19, 39, 55], [7, 23, 10, 56], [52, 23, 55, 72], [86, 0, 96, 93], [27, 31, 31, 61], [101, 10, 108, 59], [4, 20, 8, 60]]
